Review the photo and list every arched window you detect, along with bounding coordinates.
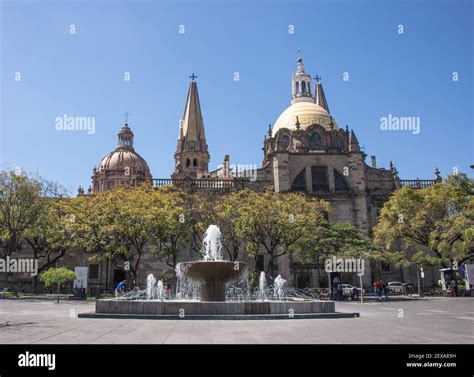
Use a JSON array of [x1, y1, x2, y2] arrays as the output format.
[[186, 159, 190, 168], [311, 166, 329, 193], [302, 81, 306, 94], [334, 170, 350, 192], [309, 132, 322, 149], [193, 159, 197, 168], [291, 168, 306, 192], [295, 81, 300, 94]]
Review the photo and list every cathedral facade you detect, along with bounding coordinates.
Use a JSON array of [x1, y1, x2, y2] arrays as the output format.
[[82, 54, 441, 290]]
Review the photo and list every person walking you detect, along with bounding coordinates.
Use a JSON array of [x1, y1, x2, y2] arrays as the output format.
[[450, 279, 458, 297], [383, 281, 389, 301]]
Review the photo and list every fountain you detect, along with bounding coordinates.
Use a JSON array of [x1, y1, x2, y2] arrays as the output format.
[[146, 274, 156, 300], [258, 271, 267, 301], [176, 225, 247, 301], [274, 275, 286, 301], [81, 225, 357, 320]]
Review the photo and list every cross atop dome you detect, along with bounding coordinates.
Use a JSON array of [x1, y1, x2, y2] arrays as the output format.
[[189, 73, 198, 81], [123, 112, 131, 126]]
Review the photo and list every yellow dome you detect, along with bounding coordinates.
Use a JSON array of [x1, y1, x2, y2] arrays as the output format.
[[272, 101, 337, 136]]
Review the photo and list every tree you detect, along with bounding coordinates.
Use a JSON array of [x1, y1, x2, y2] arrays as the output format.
[[39, 267, 76, 303], [97, 184, 157, 288], [289, 221, 380, 264], [0, 170, 43, 284], [183, 191, 213, 255], [212, 191, 248, 261], [374, 174, 474, 269], [149, 187, 189, 277], [24, 182, 74, 293], [236, 189, 328, 278]]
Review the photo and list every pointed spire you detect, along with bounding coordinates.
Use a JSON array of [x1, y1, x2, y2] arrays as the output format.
[[181, 77, 206, 150], [268, 124, 272, 137], [173, 75, 210, 179], [349, 129, 360, 152], [314, 78, 330, 113], [295, 116, 301, 130]]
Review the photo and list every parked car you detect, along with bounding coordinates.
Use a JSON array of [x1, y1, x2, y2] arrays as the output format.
[[342, 284, 364, 296], [388, 281, 404, 294], [402, 283, 416, 295]]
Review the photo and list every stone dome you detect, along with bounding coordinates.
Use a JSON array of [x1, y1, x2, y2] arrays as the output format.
[[272, 101, 338, 136], [91, 122, 152, 193], [98, 149, 151, 175]]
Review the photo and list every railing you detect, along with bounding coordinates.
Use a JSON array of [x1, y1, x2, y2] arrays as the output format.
[[151, 178, 245, 190], [399, 179, 436, 189]]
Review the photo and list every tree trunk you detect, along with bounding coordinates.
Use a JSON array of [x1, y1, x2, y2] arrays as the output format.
[[267, 254, 274, 279], [57, 284, 60, 304]]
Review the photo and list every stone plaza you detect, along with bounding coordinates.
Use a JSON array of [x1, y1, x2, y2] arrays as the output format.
[[1, 297, 472, 344]]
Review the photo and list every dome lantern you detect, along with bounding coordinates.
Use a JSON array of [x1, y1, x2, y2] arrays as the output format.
[[291, 50, 313, 104]]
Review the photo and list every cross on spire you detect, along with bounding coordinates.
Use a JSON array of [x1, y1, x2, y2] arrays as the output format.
[[314, 75, 322, 83], [189, 73, 198, 81], [124, 112, 130, 124]]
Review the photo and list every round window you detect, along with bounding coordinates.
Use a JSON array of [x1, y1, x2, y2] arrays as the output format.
[[277, 134, 291, 150]]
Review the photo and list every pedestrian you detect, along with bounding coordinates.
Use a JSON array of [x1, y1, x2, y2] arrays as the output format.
[[383, 281, 389, 300], [452, 279, 458, 297], [115, 280, 127, 298], [337, 282, 343, 301], [333, 276, 340, 300], [375, 279, 382, 299], [450, 279, 457, 297], [351, 286, 359, 301]]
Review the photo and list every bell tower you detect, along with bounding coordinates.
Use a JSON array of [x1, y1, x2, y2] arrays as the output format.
[[172, 74, 210, 179]]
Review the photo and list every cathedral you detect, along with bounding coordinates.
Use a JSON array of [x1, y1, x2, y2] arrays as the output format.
[[79, 54, 440, 290]]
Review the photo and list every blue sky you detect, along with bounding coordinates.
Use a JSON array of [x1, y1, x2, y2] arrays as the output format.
[[1, 0, 472, 194]]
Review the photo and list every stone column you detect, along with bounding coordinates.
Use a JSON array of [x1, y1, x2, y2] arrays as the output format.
[[273, 153, 290, 192]]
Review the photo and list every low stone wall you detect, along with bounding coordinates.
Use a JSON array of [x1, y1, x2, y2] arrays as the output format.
[[96, 299, 335, 316]]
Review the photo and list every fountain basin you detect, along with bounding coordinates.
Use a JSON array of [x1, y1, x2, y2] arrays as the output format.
[[77, 299, 357, 320], [178, 261, 248, 301]]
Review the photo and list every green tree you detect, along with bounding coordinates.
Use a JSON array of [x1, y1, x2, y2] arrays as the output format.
[[39, 267, 76, 303], [25, 196, 77, 292], [0, 170, 43, 284], [149, 187, 189, 277], [289, 221, 380, 264], [236, 189, 328, 277], [97, 184, 156, 288], [374, 174, 474, 269], [213, 191, 248, 261]]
